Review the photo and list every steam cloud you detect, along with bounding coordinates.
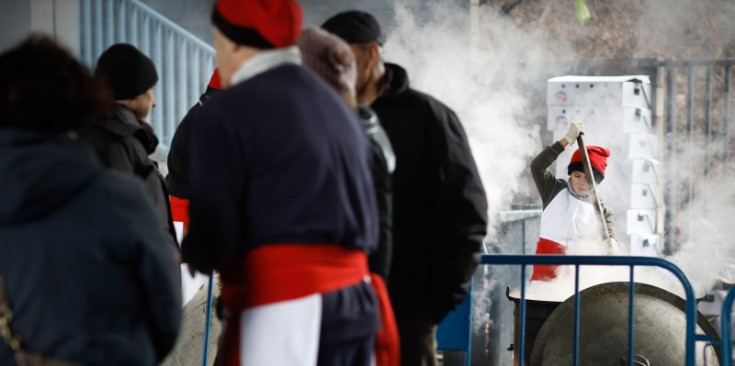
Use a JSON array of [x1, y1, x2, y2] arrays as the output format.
[[381, 0, 735, 336]]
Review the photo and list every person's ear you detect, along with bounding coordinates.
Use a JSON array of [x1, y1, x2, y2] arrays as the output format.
[[367, 42, 380, 71]]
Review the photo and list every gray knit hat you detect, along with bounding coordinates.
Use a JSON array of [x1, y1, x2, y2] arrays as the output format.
[[297, 27, 356, 98]]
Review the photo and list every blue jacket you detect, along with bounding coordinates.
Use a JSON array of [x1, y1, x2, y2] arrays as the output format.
[[182, 64, 378, 273], [0, 129, 181, 366]]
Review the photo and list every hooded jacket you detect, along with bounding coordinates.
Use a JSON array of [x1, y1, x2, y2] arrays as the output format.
[[0, 129, 181, 365], [80, 104, 177, 247], [371, 63, 488, 323]]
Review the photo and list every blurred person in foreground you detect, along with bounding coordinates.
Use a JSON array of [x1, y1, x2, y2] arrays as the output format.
[[182, 1, 381, 365], [0, 35, 181, 366], [80, 43, 177, 248], [298, 26, 399, 366], [529, 122, 615, 281], [323, 11, 489, 366]]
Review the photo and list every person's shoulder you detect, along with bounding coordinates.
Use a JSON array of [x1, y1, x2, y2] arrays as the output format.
[[89, 171, 151, 210]]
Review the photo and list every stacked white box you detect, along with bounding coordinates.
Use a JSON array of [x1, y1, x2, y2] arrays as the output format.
[[546, 75, 660, 254]]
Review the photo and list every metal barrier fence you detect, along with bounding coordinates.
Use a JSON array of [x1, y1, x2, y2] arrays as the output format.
[[78, 0, 215, 155], [721, 286, 735, 366], [480, 254, 713, 366]]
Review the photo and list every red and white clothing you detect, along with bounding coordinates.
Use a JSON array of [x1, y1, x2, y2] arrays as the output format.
[[529, 141, 614, 281]]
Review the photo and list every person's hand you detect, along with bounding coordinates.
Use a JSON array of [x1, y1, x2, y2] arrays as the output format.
[[565, 122, 585, 145]]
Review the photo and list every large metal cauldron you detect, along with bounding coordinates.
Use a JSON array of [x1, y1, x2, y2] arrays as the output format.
[[530, 282, 720, 366], [506, 287, 563, 365]]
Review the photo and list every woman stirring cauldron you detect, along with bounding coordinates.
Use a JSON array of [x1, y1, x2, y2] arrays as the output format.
[[530, 122, 616, 281]]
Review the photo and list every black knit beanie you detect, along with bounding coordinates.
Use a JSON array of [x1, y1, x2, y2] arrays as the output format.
[[95, 44, 158, 100]]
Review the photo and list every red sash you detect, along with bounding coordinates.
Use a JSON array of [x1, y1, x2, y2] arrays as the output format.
[[221, 244, 369, 309], [217, 244, 400, 366], [530, 238, 566, 281], [169, 195, 190, 229]]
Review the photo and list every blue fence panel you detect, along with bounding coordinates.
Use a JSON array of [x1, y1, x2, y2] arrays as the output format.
[[480, 254, 710, 366], [437, 284, 472, 366], [78, 0, 215, 156], [721, 286, 735, 365]]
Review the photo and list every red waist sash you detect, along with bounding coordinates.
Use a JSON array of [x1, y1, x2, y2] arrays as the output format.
[[530, 237, 566, 281], [221, 244, 369, 309]]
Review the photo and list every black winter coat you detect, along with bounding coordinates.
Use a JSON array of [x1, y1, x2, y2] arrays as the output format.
[[166, 87, 218, 198], [80, 104, 177, 247], [371, 63, 488, 323], [0, 129, 181, 366]]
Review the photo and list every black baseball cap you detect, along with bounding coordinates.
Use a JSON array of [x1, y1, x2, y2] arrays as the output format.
[[321, 10, 385, 46]]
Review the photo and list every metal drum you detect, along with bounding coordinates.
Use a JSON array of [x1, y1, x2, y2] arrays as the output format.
[[529, 282, 720, 366], [506, 287, 565, 365]]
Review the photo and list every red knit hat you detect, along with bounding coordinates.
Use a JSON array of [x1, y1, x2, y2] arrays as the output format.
[[212, 0, 302, 49], [568, 146, 611, 181], [208, 68, 222, 89]]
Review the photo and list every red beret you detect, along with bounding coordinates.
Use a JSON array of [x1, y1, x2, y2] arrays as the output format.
[[212, 0, 302, 49]]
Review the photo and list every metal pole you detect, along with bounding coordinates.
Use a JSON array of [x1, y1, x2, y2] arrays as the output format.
[[726, 66, 732, 177], [704, 67, 712, 177], [628, 266, 635, 366], [573, 264, 580, 366], [686, 67, 693, 243], [201, 272, 215, 366], [664, 66, 677, 255]]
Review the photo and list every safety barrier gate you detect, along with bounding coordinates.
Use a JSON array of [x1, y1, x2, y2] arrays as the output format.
[[721, 286, 735, 365], [479, 254, 715, 366]]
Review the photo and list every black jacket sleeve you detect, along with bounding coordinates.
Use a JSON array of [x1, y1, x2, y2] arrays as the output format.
[[182, 107, 244, 273], [426, 104, 488, 323], [166, 104, 200, 198]]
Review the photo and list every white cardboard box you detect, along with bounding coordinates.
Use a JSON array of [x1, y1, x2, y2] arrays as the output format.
[[630, 183, 659, 209], [628, 233, 662, 256], [631, 159, 660, 185], [547, 75, 652, 109], [628, 133, 658, 160], [627, 209, 657, 235], [547, 106, 652, 134]]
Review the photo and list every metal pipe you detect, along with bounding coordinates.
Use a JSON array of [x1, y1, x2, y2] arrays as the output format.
[[664, 66, 677, 255], [726, 66, 732, 177], [720, 286, 735, 366], [704, 67, 712, 177], [94, 0, 102, 61], [117, 0, 126, 42], [81, 0, 92, 67], [165, 29, 175, 146], [105, 0, 113, 46], [573, 264, 580, 366], [130, 5, 138, 47], [628, 266, 635, 366], [686, 67, 693, 243], [519, 264, 527, 366]]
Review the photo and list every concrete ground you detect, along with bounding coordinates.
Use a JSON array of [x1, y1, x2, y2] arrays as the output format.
[[162, 278, 222, 366]]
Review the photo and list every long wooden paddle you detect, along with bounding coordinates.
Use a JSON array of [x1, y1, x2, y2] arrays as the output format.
[[576, 135, 612, 245]]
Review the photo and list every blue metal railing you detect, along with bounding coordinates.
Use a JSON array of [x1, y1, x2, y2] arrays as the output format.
[[78, 0, 215, 156], [721, 286, 735, 365], [480, 255, 713, 366]]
